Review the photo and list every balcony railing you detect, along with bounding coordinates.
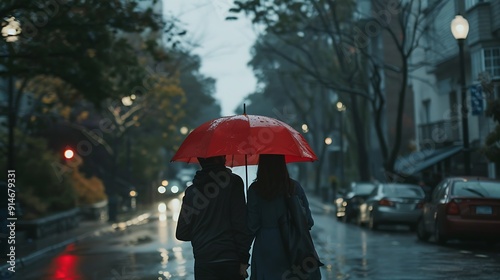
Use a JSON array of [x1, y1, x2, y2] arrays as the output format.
[[418, 119, 461, 147]]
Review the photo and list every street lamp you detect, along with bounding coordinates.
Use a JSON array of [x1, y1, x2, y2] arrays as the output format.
[[3, 17, 21, 217], [121, 96, 133, 177], [451, 14, 471, 175], [180, 126, 188, 135], [301, 124, 309, 133], [2, 17, 21, 172], [121, 95, 134, 213], [336, 101, 346, 190]]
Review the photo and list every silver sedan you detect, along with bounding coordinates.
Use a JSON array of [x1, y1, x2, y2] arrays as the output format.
[[358, 183, 426, 230]]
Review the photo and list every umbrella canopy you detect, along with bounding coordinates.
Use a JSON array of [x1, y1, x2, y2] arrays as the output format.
[[171, 114, 317, 167]]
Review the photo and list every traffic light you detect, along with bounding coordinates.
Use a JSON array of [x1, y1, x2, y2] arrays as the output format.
[[61, 147, 81, 169], [63, 148, 74, 160]]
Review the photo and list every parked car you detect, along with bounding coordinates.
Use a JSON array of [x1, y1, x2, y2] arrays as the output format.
[[336, 182, 376, 222], [416, 177, 500, 244], [358, 183, 425, 230]]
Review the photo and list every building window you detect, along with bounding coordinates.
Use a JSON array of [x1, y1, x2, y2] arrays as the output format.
[[422, 99, 430, 124], [465, 0, 489, 10], [483, 48, 500, 79]]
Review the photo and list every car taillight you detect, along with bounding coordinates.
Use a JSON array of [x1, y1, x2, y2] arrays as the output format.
[[379, 198, 394, 207], [416, 202, 424, 209], [446, 200, 460, 215]]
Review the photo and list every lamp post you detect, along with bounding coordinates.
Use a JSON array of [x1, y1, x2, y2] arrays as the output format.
[[121, 95, 134, 179], [451, 14, 471, 175], [121, 95, 135, 211], [2, 17, 21, 173], [336, 101, 346, 190], [3, 17, 22, 217]]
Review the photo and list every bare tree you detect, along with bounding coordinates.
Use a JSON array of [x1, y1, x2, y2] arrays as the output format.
[[232, 0, 446, 180]]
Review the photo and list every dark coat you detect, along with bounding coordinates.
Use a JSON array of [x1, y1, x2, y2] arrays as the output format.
[[176, 165, 252, 265], [247, 180, 314, 279]]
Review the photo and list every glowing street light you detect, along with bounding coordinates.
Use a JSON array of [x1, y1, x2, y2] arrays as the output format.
[[121, 96, 133, 106], [180, 126, 189, 135], [324, 137, 333, 145], [2, 17, 22, 42], [336, 101, 346, 112], [301, 124, 309, 133], [451, 15, 469, 40]]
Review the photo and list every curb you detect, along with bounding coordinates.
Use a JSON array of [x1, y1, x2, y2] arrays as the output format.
[[0, 211, 153, 277]]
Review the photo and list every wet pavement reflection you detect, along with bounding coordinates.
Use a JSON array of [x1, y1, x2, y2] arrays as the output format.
[[13, 196, 500, 280]]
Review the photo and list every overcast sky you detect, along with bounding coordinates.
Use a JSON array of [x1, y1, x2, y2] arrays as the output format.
[[163, 0, 259, 116]]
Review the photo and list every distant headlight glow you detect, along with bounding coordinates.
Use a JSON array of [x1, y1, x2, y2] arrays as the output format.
[[158, 186, 166, 194], [171, 186, 179, 194], [158, 202, 167, 212]]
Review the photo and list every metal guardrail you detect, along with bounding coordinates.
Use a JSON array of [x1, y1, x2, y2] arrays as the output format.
[[17, 208, 80, 239]]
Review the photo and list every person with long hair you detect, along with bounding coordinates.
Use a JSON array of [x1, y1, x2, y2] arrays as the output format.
[[247, 154, 315, 279]]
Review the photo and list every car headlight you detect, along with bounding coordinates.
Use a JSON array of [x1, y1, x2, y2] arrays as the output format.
[[171, 185, 179, 194]]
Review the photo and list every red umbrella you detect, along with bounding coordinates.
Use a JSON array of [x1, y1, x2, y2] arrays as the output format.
[[171, 114, 317, 167]]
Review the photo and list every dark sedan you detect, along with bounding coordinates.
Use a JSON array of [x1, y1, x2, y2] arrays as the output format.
[[358, 183, 425, 230], [416, 177, 500, 244], [336, 182, 376, 222]]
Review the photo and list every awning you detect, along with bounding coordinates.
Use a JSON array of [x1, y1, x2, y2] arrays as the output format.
[[395, 145, 463, 176]]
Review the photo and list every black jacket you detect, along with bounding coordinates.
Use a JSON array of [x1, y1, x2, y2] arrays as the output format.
[[175, 165, 252, 264]]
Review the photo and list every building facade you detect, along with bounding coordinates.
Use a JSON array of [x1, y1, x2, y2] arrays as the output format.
[[409, 0, 500, 180]]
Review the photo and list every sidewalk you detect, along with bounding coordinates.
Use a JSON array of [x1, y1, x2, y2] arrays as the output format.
[[0, 206, 153, 275], [305, 190, 336, 213]]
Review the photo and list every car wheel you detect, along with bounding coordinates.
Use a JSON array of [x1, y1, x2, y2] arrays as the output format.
[[434, 222, 447, 245], [356, 214, 364, 227], [416, 219, 430, 241], [342, 213, 351, 223], [368, 214, 378, 230]]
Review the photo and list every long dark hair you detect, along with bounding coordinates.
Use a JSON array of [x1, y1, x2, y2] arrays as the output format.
[[252, 154, 293, 200]]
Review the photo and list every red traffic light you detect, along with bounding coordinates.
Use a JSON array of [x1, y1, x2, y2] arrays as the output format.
[[64, 149, 74, 159]]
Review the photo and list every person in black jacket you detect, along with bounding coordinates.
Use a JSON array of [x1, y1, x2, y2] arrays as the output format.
[[175, 155, 252, 279]]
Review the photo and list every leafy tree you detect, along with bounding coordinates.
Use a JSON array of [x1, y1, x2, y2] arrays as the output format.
[[72, 168, 107, 205], [0, 133, 76, 219], [0, 0, 181, 173], [174, 50, 220, 127], [0, 0, 172, 102], [0, 1, 219, 220]]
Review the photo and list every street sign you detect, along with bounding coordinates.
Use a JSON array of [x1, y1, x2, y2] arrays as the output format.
[[470, 84, 484, 115]]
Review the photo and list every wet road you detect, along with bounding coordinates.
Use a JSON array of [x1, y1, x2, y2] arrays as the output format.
[[13, 195, 500, 280]]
